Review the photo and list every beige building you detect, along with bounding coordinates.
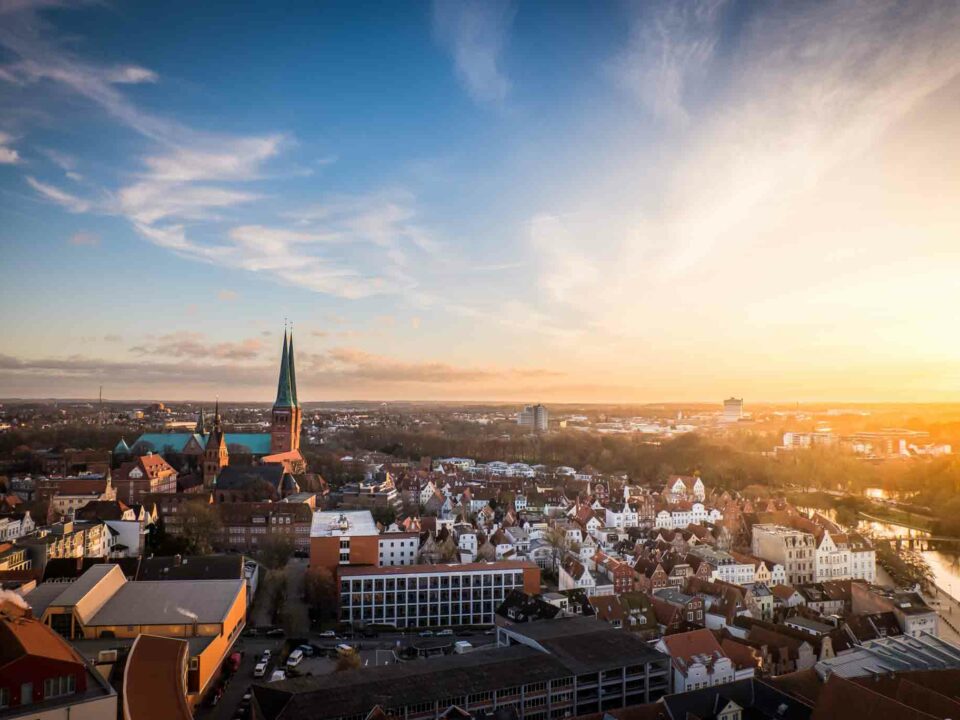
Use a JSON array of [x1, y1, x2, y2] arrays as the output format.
[[751, 524, 816, 585]]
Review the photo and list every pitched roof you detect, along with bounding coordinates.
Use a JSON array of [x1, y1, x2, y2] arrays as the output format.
[[660, 628, 725, 672], [123, 634, 192, 720], [0, 599, 85, 668]]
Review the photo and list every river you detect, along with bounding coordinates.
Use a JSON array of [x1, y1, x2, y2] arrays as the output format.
[[797, 505, 960, 603]]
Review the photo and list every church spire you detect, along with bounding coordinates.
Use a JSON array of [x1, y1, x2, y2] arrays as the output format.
[[195, 406, 206, 435], [273, 326, 295, 408], [288, 327, 299, 407]]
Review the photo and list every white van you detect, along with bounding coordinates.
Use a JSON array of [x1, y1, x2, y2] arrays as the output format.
[[286, 648, 303, 668]]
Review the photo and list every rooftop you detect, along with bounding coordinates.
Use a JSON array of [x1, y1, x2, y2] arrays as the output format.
[[310, 510, 379, 538], [88, 579, 244, 626], [123, 635, 192, 720], [338, 560, 538, 577], [815, 633, 960, 679]]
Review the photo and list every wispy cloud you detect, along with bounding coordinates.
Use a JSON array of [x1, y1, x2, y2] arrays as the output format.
[[26, 175, 90, 212], [610, 0, 727, 124], [129, 332, 264, 361], [0, 131, 20, 163], [68, 231, 99, 246], [531, 0, 960, 344], [217, 289, 238, 302], [432, 0, 515, 106]]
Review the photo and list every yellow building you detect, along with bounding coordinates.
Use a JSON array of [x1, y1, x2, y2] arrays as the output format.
[[23, 564, 245, 703]]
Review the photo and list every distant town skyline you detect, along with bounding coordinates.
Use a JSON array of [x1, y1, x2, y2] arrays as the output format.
[[2, 1, 960, 402]]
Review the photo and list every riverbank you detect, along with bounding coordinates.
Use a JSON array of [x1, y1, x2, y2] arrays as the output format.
[[875, 563, 960, 645], [858, 511, 934, 534]]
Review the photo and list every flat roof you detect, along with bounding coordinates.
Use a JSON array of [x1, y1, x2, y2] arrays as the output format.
[[70, 634, 215, 662], [338, 560, 538, 577], [310, 510, 379, 538], [254, 645, 566, 720], [88, 579, 244, 626]]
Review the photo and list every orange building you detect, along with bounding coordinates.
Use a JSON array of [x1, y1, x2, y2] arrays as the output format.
[[309, 510, 381, 573], [24, 564, 245, 703]]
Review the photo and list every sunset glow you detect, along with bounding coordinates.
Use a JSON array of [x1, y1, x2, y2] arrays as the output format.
[[2, 1, 960, 402]]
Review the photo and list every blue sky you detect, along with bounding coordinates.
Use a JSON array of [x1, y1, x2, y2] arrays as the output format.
[[2, 0, 960, 402]]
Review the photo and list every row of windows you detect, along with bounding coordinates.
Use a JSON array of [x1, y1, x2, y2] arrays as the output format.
[[341, 572, 523, 592]]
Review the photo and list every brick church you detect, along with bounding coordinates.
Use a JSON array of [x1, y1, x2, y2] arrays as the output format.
[[122, 329, 306, 495]]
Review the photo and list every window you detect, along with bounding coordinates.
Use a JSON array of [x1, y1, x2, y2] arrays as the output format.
[[0, 688, 8, 708], [43, 675, 75, 699]]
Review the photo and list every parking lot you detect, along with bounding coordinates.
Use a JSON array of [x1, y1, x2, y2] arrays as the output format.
[[195, 626, 498, 720]]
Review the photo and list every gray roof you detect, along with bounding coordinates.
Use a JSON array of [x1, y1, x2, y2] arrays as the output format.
[[815, 632, 960, 679], [88, 579, 244, 626], [48, 563, 117, 607], [70, 634, 214, 662], [253, 645, 566, 720], [24, 581, 73, 617]]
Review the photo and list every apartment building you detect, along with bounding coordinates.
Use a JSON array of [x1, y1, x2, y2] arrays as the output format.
[[338, 561, 540, 628], [751, 524, 816, 585], [16, 521, 110, 573], [217, 501, 313, 553], [688, 547, 756, 586], [115, 453, 178, 504], [378, 531, 418, 567], [0, 512, 35, 542]]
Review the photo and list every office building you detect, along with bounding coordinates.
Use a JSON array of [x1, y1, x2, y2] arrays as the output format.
[[338, 561, 540, 628], [517, 404, 549, 432], [722, 398, 743, 423]]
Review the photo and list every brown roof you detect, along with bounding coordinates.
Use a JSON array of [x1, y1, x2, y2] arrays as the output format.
[[0, 599, 85, 668], [54, 478, 110, 496], [139, 454, 176, 477], [811, 674, 940, 720], [659, 628, 724, 669], [123, 634, 192, 720]]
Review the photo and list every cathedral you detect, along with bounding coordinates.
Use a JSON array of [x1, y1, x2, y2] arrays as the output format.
[[124, 329, 306, 490]]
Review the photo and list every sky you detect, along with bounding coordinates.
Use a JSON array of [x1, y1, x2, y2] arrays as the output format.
[[1, 0, 960, 404]]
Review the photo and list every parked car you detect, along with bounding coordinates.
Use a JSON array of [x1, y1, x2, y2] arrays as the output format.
[[437, 629, 453, 636], [268, 670, 286, 683], [260, 650, 271, 662], [418, 630, 434, 637], [298, 644, 314, 657], [286, 649, 304, 668], [226, 652, 242, 672], [318, 630, 337, 638], [336, 643, 355, 655], [266, 628, 285, 637], [252, 662, 267, 679]]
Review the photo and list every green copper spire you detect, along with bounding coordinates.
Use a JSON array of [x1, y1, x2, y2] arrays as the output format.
[[288, 329, 299, 407], [274, 328, 294, 408]]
